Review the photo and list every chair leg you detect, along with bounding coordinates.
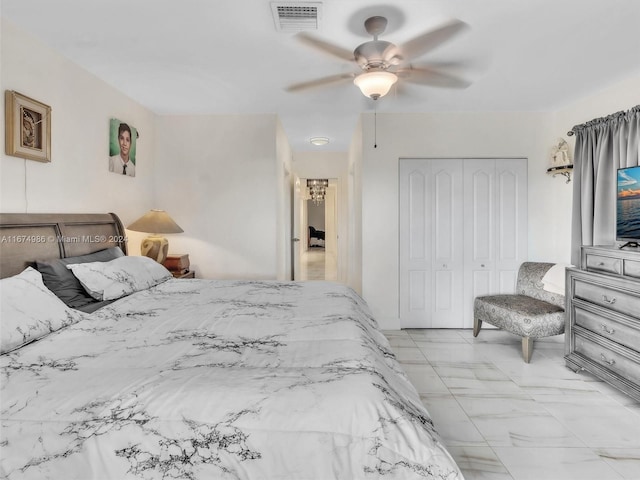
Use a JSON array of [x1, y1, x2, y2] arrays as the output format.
[[522, 337, 533, 363], [473, 317, 482, 337]]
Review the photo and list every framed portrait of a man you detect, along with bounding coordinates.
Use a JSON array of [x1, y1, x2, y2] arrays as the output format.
[[109, 118, 138, 177], [4, 90, 52, 163]]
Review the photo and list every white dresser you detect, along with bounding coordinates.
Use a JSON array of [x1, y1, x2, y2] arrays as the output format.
[[565, 246, 640, 402]]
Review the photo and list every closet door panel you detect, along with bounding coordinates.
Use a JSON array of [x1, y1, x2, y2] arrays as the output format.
[[409, 270, 427, 311], [435, 270, 453, 310], [463, 160, 496, 327], [470, 168, 494, 264], [400, 160, 432, 327], [431, 160, 464, 327], [499, 270, 518, 293], [409, 171, 427, 261], [472, 269, 493, 297]]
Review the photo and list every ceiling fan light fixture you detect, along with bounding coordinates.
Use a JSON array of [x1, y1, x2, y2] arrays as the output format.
[[310, 136, 329, 146], [353, 71, 397, 100]]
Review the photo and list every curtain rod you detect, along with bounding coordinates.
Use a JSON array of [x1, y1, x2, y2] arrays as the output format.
[[567, 105, 640, 137]]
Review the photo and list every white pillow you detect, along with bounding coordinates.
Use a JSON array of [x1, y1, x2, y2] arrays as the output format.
[[66, 255, 173, 301], [0, 267, 86, 354], [542, 263, 574, 296]]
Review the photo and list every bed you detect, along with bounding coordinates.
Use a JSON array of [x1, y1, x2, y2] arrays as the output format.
[[0, 213, 463, 480]]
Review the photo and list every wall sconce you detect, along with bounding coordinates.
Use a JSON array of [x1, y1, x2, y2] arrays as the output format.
[[127, 209, 183, 263], [547, 138, 573, 183]]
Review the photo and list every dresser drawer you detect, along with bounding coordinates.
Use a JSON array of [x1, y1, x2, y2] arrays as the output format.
[[574, 334, 640, 382], [584, 253, 622, 275], [574, 306, 640, 352], [625, 259, 640, 280], [573, 279, 640, 319]]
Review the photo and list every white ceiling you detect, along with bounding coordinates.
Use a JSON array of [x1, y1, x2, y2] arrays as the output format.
[[2, 0, 639, 151]]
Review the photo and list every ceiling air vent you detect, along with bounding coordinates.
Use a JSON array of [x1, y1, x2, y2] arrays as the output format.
[[271, 2, 322, 32]]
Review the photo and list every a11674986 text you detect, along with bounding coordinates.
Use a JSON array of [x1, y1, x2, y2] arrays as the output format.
[[0, 235, 127, 244]]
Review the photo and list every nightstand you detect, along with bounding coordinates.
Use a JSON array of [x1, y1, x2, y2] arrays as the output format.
[[164, 254, 193, 279], [171, 270, 195, 279]]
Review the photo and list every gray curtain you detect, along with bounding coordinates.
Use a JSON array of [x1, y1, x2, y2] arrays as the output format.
[[571, 105, 640, 265]]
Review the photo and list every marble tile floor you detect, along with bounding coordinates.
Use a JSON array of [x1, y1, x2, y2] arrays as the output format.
[[384, 328, 640, 480], [298, 247, 337, 281]]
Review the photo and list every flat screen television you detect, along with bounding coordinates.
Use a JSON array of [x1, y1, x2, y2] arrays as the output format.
[[616, 165, 640, 248]]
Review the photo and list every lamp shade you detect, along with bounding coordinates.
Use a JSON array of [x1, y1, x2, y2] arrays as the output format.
[[127, 209, 184, 234], [127, 210, 183, 264], [353, 71, 398, 100]]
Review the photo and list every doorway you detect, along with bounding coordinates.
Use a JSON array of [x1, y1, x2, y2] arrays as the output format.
[[295, 178, 338, 281]]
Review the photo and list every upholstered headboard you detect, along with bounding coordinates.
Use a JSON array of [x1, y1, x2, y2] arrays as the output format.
[[0, 213, 127, 279]]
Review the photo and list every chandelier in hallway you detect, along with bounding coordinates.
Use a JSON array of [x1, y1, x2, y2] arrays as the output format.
[[307, 179, 328, 205]]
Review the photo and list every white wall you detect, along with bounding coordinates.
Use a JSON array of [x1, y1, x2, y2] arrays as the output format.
[[292, 151, 348, 178], [276, 118, 293, 280], [307, 201, 325, 230], [552, 75, 640, 135], [0, 19, 156, 253], [153, 114, 281, 280], [347, 118, 363, 294]]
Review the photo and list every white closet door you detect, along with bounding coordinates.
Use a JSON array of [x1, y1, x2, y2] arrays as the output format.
[[462, 158, 528, 328], [400, 160, 432, 327], [399, 159, 463, 328], [431, 160, 464, 327], [400, 158, 527, 329], [463, 159, 496, 326]]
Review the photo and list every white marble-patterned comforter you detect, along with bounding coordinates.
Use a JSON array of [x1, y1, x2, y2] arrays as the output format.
[[1, 279, 462, 479]]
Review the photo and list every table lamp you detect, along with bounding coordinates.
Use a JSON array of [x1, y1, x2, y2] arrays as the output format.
[[127, 209, 183, 264]]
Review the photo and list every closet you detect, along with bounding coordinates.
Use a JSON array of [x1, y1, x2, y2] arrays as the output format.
[[399, 158, 528, 328]]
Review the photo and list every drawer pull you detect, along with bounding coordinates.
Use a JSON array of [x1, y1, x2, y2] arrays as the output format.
[[601, 295, 616, 305], [600, 354, 615, 366], [598, 262, 605, 266], [600, 324, 615, 335]]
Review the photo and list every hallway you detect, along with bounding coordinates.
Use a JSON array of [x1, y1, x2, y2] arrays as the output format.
[[299, 248, 337, 281]]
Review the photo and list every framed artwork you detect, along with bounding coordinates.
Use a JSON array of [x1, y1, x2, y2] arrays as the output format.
[[108, 118, 138, 177], [4, 90, 52, 163]]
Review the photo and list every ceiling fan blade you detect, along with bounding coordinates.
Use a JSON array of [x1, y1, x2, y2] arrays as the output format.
[[399, 19, 469, 61], [399, 65, 471, 89], [286, 73, 355, 93], [295, 32, 354, 62]]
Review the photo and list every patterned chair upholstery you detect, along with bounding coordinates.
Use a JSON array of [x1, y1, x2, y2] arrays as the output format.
[[473, 262, 565, 363]]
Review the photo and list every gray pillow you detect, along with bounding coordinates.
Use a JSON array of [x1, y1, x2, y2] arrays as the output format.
[[76, 299, 115, 313], [36, 247, 124, 309]]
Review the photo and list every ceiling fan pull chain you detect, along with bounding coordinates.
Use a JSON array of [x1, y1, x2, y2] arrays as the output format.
[[374, 108, 378, 149]]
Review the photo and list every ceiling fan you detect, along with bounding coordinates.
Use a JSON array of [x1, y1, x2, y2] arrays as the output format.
[[286, 15, 471, 100]]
